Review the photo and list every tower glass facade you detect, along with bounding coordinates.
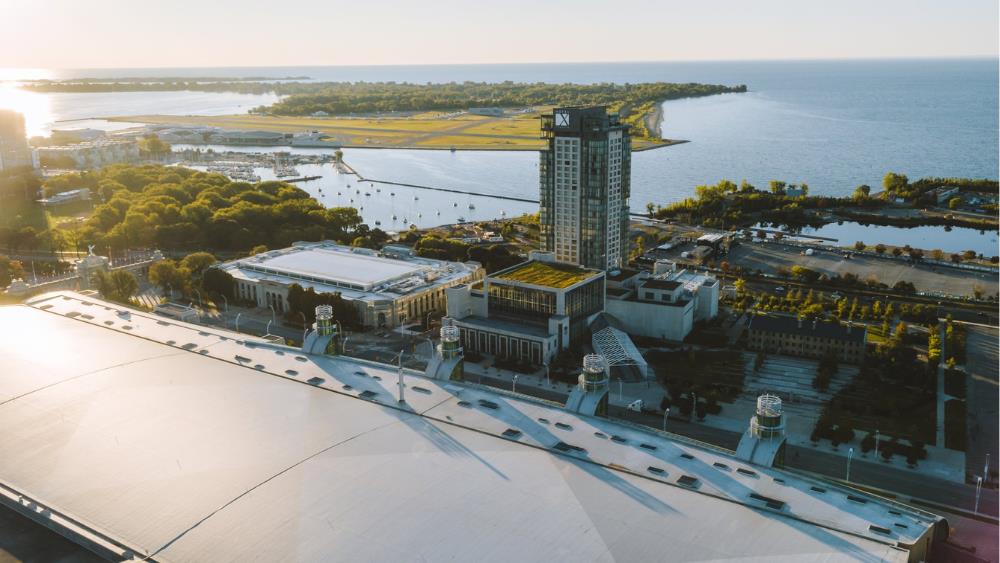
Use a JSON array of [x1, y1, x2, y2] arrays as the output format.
[[540, 106, 631, 271], [0, 110, 32, 172]]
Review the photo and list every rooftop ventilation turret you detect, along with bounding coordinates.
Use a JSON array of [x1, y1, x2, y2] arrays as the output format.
[[302, 305, 339, 356], [424, 318, 464, 381], [736, 393, 788, 467], [315, 305, 335, 336], [750, 394, 785, 440], [565, 354, 610, 417]]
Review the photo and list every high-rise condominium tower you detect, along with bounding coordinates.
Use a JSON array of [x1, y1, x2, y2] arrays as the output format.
[[0, 110, 32, 172], [539, 106, 630, 271]]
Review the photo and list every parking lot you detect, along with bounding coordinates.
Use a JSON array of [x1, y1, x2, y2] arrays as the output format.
[[726, 242, 998, 298]]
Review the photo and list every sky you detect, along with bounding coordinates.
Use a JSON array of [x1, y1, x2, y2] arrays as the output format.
[[2, 0, 998, 69]]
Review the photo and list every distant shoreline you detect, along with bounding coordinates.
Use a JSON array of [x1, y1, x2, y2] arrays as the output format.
[[105, 113, 687, 152]]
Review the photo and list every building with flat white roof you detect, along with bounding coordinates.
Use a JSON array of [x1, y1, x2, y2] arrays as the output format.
[[218, 241, 484, 328], [0, 292, 947, 562]]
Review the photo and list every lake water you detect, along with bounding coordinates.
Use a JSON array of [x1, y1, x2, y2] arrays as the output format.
[[778, 222, 999, 256], [2, 60, 997, 246]]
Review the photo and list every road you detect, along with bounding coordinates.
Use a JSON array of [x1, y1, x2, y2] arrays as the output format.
[[966, 325, 999, 485]]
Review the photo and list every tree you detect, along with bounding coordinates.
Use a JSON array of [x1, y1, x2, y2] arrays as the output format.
[[95, 269, 138, 304], [874, 243, 886, 254], [202, 267, 235, 299], [180, 252, 217, 278], [138, 134, 171, 159], [148, 260, 191, 295], [930, 249, 944, 261], [861, 432, 876, 453], [883, 172, 909, 195], [891, 247, 903, 257], [854, 241, 866, 251], [853, 185, 871, 200], [769, 180, 786, 195], [645, 202, 656, 217]]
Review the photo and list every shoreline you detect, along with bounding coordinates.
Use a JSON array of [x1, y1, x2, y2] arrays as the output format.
[[103, 114, 687, 153], [645, 103, 664, 139]]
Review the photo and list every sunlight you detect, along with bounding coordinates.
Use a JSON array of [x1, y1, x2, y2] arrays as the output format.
[[0, 83, 52, 138]]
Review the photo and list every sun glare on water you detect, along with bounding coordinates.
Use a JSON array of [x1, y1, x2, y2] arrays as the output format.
[[0, 84, 52, 138]]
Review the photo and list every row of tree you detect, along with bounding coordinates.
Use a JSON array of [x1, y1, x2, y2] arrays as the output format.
[[257, 81, 747, 121], [41, 165, 365, 254]]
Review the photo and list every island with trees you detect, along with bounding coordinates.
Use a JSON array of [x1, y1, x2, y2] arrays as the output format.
[[650, 173, 998, 232]]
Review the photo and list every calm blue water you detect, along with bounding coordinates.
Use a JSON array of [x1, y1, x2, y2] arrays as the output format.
[[4, 60, 998, 240], [776, 221, 999, 256]]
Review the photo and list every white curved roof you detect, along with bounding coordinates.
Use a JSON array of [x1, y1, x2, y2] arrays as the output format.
[[0, 293, 940, 562]]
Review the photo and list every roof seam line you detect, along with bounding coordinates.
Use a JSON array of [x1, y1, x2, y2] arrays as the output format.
[[0, 351, 186, 409], [143, 417, 407, 560]]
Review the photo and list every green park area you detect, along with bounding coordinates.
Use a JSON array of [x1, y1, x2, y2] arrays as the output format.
[[89, 80, 748, 151]]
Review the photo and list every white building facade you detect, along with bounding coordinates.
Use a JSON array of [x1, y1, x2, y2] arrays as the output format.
[[218, 242, 484, 329]]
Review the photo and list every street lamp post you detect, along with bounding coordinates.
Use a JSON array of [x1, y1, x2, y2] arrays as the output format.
[[975, 476, 983, 514], [234, 312, 242, 334], [267, 303, 276, 327], [219, 294, 228, 312], [512, 374, 518, 394], [874, 430, 879, 459], [618, 377, 623, 402], [847, 448, 854, 482], [544, 362, 550, 386], [266, 319, 273, 335], [297, 311, 309, 344], [663, 408, 670, 432], [985, 453, 991, 484]]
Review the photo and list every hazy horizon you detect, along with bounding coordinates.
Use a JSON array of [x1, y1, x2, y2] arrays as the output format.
[[4, 0, 997, 69]]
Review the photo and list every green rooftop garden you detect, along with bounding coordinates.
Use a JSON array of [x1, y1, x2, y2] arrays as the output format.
[[494, 261, 597, 288]]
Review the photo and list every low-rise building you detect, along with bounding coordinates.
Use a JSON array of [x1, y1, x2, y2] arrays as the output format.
[[746, 314, 867, 363], [447, 251, 605, 365], [37, 188, 90, 207], [214, 130, 289, 145], [36, 138, 139, 169], [217, 241, 483, 329], [468, 107, 504, 117], [603, 260, 719, 342]]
